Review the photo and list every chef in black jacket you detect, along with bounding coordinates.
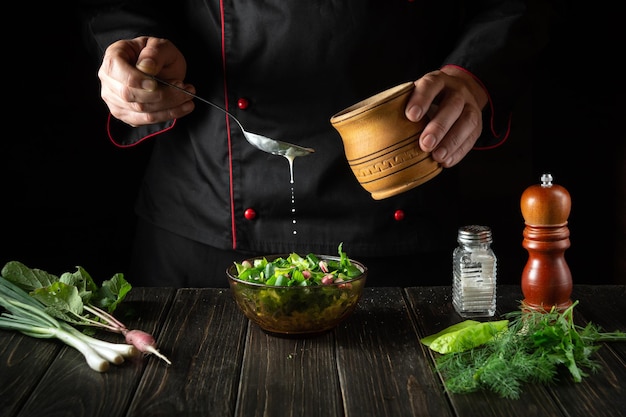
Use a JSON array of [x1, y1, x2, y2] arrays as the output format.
[[82, 0, 552, 287]]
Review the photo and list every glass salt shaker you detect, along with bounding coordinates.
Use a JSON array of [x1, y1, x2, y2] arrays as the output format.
[[452, 225, 497, 317]]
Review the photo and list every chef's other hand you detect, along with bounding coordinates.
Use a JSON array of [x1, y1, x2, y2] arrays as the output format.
[[405, 66, 489, 168], [98, 36, 196, 127]]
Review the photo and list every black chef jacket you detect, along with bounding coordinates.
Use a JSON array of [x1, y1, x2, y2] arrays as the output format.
[[83, 0, 550, 259]]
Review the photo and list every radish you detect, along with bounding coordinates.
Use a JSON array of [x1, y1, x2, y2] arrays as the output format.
[[85, 305, 172, 365], [123, 329, 172, 365]]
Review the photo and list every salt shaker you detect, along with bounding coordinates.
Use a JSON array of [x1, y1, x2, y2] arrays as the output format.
[[452, 225, 497, 317]]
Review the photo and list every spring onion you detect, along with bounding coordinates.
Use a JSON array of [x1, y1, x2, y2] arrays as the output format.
[[0, 276, 138, 372], [1, 261, 171, 366]]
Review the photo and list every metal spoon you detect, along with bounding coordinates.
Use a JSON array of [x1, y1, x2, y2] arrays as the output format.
[[152, 76, 315, 157]]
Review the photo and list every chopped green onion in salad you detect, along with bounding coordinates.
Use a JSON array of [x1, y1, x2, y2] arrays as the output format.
[[233, 243, 362, 286]]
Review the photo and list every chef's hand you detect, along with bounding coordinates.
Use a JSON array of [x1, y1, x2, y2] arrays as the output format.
[[98, 36, 196, 127], [405, 65, 489, 168]]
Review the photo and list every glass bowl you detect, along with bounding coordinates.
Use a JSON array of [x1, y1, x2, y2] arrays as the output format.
[[226, 254, 367, 336]]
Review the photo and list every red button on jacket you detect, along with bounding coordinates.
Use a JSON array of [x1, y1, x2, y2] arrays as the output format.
[[244, 208, 256, 220], [237, 98, 250, 110]]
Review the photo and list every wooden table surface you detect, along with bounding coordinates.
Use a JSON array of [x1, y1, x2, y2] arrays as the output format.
[[1, 285, 625, 417]]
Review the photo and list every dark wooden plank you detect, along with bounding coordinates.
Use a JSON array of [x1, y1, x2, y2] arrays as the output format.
[[236, 323, 342, 417], [14, 287, 175, 417], [127, 288, 247, 417], [544, 349, 626, 417], [404, 285, 564, 417], [335, 287, 453, 417], [0, 331, 61, 417], [542, 285, 626, 417], [571, 285, 626, 360], [4, 285, 623, 417]]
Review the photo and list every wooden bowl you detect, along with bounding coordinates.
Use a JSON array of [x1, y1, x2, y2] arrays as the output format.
[[330, 82, 442, 200]]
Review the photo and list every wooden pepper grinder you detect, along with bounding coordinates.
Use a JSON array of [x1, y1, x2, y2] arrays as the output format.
[[520, 173, 573, 312]]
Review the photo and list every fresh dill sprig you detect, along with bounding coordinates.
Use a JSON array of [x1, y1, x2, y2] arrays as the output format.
[[434, 301, 626, 399]]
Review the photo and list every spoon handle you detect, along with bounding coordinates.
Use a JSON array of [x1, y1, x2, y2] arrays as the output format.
[[151, 76, 245, 131], [151, 75, 314, 157]]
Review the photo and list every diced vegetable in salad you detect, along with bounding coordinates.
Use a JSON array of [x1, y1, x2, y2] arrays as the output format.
[[233, 243, 362, 286]]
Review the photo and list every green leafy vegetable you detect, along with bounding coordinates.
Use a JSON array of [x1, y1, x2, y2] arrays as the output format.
[[430, 301, 626, 399], [233, 242, 362, 286], [1, 261, 130, 317]]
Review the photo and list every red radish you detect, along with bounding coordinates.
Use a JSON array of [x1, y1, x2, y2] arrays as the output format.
[[321, 274, 335, 285], [124, 329, 172, 365], [83, 305, 171, 366]]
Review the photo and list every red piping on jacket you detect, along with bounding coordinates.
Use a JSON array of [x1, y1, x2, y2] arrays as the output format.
[[107, 113, 178, 148], [220, 0, 237, 249], [441, 64, 511, 150]]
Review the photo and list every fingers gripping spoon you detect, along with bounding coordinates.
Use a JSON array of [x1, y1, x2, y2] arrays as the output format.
[[152, 77, 315, 158]]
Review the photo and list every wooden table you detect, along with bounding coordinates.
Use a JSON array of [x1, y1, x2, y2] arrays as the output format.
[[2, 285, 625, 417]]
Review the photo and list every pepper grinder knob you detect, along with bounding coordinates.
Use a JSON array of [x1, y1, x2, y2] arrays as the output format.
[[520, 173, 573, 312]]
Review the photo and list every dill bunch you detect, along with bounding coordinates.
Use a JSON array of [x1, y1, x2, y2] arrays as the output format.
[[434, 301, 626, 399]]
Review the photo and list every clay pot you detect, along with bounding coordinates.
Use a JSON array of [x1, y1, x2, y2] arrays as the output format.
[[330, 82, 442, 200]]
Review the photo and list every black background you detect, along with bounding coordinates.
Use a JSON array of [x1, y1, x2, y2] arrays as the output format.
[[1, 3, 623, 285]]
